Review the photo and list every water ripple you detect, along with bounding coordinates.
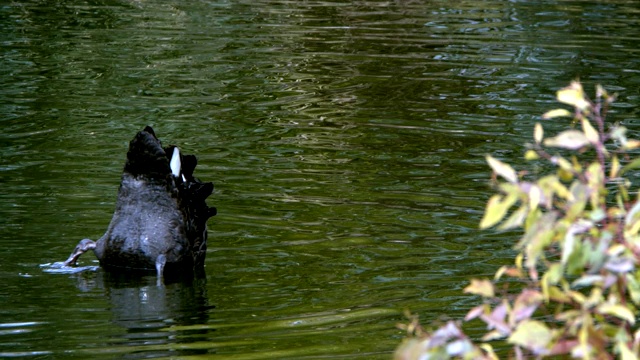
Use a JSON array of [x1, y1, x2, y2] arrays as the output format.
[[1, 0, 639, 359]]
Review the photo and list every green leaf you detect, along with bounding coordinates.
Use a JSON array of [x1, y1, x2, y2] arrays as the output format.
[[611, 125, 628, 142], [567, 182, 588, 220], [544, 130, 590, 150], [562, 220, 593, 265], [525, 229, 555, 271], [626, 272, 640, 306], [486, 155, 518, 183], [620, 158, 640, 176], [566, 240, 586, 276], [507, 320, 552, 354], [589, 208, 606, 222], [544, 263, 563, 285]]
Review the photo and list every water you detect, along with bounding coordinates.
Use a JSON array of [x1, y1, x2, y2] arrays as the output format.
[[1, 0, 639, 358]]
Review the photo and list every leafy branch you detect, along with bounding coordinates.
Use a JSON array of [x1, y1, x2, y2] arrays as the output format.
[[395, 81, 640, 360]]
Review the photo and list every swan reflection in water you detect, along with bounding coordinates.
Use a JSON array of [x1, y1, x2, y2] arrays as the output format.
[[73, 270, 215, 358]]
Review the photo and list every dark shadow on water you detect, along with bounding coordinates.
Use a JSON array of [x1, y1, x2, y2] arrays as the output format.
[[74, 269, 216, 358]]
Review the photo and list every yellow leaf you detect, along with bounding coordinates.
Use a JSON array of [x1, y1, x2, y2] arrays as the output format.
[[498, 205, 528, 230], [551, 156, 573, 171], [524, 150, 539, 160], [624, 139, 640, 150], [508, 320, 552, 352], [515, 253, 523, 270], [557, 81, 590, 111], [625, 202, 640, 230], [529, 185, 542, 211], [596, 84, 608, 99], [610, 155, 620, 178], [480, 194, 518, 229], [542, 109, 572, 119], [571, 155, 582, 172], [628, 220, 640, 237], [463, 278, 495, 298], [482, 330, 506, 342], [557, 89, 584, 107], [494, 265, 523, 280], [568, 290, 586, 304], [598, 303, 636, 324], [582, 118, 599, 144], [534, 122, 544, 143], [544, 130, 590, 150], [486, 155, 518, 183], [542, 270, 567, 303], [480, 195, 502, 229], [479, 344, 498, 360], [525, 229, 554, 270], [558, 168, 574, 182], [494, 266, 508, 280], [587, 163, 604, 189], [556, 310, 581, 321], [618, 339, 638, 360], [548, 286, 571, 303], [551, 179, 571, 201]]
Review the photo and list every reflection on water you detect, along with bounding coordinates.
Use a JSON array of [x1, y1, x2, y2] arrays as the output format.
[[1, 0, 639, 358], [73, 271, 213, 358]]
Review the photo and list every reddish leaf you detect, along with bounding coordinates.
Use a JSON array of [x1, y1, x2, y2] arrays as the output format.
[[512, 289, 543, 323], [549, 339, 579, 355], [465, 304, 486, 321], [480, 301, 511, 335]]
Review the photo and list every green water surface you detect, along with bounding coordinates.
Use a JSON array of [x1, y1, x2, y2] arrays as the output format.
[[1, 0, 639, 358]]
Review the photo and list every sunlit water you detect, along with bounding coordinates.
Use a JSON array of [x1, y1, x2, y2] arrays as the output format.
[[1, 0, 639, 358]]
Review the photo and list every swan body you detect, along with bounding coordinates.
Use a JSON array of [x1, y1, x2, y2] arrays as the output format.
[[64, 126, 216, 277]]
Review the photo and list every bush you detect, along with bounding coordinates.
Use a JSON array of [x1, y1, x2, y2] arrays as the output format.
[[395, 81, 640, 359]]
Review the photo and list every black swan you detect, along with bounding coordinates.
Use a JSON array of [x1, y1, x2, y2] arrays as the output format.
[[63, 126, 217, 276]]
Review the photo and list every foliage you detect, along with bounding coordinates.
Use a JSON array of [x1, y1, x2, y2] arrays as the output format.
[[395, 81, 640, 359]]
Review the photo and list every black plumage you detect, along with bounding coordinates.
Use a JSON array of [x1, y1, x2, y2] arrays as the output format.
[[64, 127, 216, 276]]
